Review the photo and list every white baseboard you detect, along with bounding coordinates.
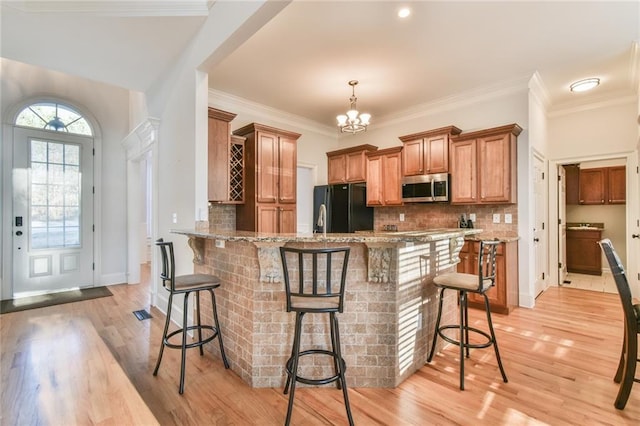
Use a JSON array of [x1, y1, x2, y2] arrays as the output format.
[[100, 272, 127, 286]]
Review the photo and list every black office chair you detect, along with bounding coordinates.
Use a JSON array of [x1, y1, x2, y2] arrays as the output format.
[[154, 238, 229, 394], [599, 238, 639, 409], [279, 246, 354, 426], [427, 239, 508, 390]]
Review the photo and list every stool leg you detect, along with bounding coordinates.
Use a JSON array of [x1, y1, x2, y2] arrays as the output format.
[[459, 290, 466, 390], [427, 287, 445, 362], [196, 291, 204, 356], [285, 312, 304, 426], [209, 289, 229, 369], [483, 293, 508, 383], [329, 311, 342, 390], [332, 313, 354, 426], [153, 291, 173, 376], [179, 291, 190, 394], [463, 291, 470, 358], [614, 323, 637, 409], [614, 324, 626, 383]]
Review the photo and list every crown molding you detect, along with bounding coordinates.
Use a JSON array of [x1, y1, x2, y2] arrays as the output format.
[[4, 1, 213, 17], [629, 41, 639, 93], [208, 89, 337, 138], [528, 71, 551, 111], [548, 92, 636, 118]]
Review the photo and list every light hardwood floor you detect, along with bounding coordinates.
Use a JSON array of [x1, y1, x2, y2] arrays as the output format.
[[2, 268, 639, 425]]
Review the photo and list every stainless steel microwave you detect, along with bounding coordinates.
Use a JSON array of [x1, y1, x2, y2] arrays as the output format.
[[401, 173, 449, 203]]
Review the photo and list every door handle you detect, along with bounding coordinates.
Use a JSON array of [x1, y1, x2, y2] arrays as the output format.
[[533, 238, 539, 242], [633, 234, 640, 239], [16, 230, 23, 236]]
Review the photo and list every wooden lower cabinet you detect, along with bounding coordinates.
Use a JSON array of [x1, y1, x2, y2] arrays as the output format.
[[457, 240, 519, 314], [256, 205, 296, 234], [566, 229, 602, 275]]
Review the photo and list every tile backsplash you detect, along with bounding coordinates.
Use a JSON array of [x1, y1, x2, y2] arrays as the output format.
[[374, 203, 518, 237]]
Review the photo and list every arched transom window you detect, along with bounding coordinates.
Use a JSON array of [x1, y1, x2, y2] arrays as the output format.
[[15, 102, 93, 136]]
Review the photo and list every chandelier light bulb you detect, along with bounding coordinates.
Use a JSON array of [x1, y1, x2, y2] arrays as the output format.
[[336, 115, 347, 126]]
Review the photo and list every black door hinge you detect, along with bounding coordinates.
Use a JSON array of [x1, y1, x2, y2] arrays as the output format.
[[92, 262, 95, 270], [558, 262, 562, 269], [542, 272, 545, 279]]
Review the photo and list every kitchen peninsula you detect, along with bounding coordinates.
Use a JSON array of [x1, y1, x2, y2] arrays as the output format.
[[172, 227, 481, 388]]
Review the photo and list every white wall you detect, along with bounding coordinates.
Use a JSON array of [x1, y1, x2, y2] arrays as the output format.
[[0, 58, 130, 297]]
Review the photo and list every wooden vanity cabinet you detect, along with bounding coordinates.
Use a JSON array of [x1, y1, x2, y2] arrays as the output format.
[[366, 147, 403, 206], [399, 126, 462, 176], [566, 229, 602, 275], [450, 124, 521, 205], [208, 108, 245, 204], [458, 240, 519, 314], [234, 123, 301, 233], [327, 144, 378, 184]]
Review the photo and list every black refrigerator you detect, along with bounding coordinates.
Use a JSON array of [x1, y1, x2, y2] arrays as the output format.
[[313, 183, 374, 233]]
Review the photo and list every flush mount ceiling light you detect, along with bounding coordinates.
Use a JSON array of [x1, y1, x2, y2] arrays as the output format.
[[398, 7, 411, 18], [336, 80, 371, 134], [570, 78, 600, 92]]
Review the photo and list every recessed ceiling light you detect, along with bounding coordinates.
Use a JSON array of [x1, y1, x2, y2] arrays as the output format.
[[570, 78, 600, 92], [398, 7, 411, 18]]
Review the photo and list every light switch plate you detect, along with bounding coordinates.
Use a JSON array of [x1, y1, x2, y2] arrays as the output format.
[[215, 240, 225, 249], [504, 213, 512, 224], [469, 213, 476, 222], [493, 213, 500, 223], [399, 213, 405, 222]]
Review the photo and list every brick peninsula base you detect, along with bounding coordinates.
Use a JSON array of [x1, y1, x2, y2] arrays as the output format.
[[172, 228, 479, 388]]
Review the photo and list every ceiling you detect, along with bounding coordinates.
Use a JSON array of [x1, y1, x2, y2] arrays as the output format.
[[2, 1, 638, 131]]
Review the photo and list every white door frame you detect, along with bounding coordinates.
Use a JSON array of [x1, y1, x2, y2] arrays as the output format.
[[549, 151, 638, 297], [532, 150, 548, 297]]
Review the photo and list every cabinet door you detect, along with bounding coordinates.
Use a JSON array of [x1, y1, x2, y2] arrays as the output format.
[[328, 154, 346, 184], [478, 133, 511, 203], [256, 131, 278, 203], [257, 205, 278, 233], [278, 135, 297, 204], [566, 230, 602, 275], [402, 139, 424, 176], [382, 151, 403, 205], [279, 205, 297, 233], [425, 134, 448, 173], [450, 140, 477, 204], [607, 166, 626, 204], [564, 164, 580, 205], [366, 155, 384, 206], [346, 151, 367, 182], [579, 168, 606, 205]]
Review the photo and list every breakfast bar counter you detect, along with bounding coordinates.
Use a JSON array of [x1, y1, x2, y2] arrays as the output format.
[[172, 227, 480, 388]]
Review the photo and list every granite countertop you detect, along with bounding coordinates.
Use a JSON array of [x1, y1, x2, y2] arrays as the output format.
[[566, 222, 604, 231], [464, 232, 520, 243], [172, 227, 482, 243]]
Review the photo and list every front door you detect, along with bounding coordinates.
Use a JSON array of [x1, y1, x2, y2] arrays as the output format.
[[12, 127, 94, 296]]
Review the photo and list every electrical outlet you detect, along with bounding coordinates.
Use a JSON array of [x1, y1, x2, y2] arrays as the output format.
[[493, 213, 500, 223], [172, 213, 177, 224], [399, 213, 405, 222], [215, 239, 225, 249], [504, 213, 512, 224], [469, 213, 476, 222]]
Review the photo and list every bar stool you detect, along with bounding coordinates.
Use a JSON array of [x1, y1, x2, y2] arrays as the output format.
[[279, 246, 354, 426], [427, 239, 507, 390], [154, 238, 229, 394]]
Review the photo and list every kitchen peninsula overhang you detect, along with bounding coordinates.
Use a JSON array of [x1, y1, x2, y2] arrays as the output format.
[[172, 228, 482, 284]]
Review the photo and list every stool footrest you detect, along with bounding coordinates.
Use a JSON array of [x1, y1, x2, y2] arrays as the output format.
[[437, 324, 493, 350], [286, 349, 346, 386], [164, 325, 219, 350]]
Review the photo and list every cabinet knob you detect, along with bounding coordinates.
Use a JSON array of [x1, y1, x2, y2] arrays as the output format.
[[601, 200, 604, 204]]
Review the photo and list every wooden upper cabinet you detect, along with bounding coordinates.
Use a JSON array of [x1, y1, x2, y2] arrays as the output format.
[[578, 166, 626, 205], [399, 126, 462, 176], [233, 123, 301, 233], [326, 144, 378, 184], [607, 166, 626, 204], [563, 164, 580, 205], [579, 168, 606, 205], [208, 107, 245, 204], [366, 147, 403, 206], [450, 124, 521, 205]]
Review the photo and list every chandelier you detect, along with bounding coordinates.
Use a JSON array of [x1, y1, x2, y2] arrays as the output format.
[[336, 80, 371, 134]]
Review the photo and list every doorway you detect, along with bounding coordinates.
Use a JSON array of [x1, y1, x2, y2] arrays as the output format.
[[11, 118, 95, 297]]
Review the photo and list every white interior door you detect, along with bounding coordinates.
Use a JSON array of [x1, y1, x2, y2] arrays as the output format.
[[13, 127, 94, 296], [558, 165, 567, 284], [533, 153, 547, 297]]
